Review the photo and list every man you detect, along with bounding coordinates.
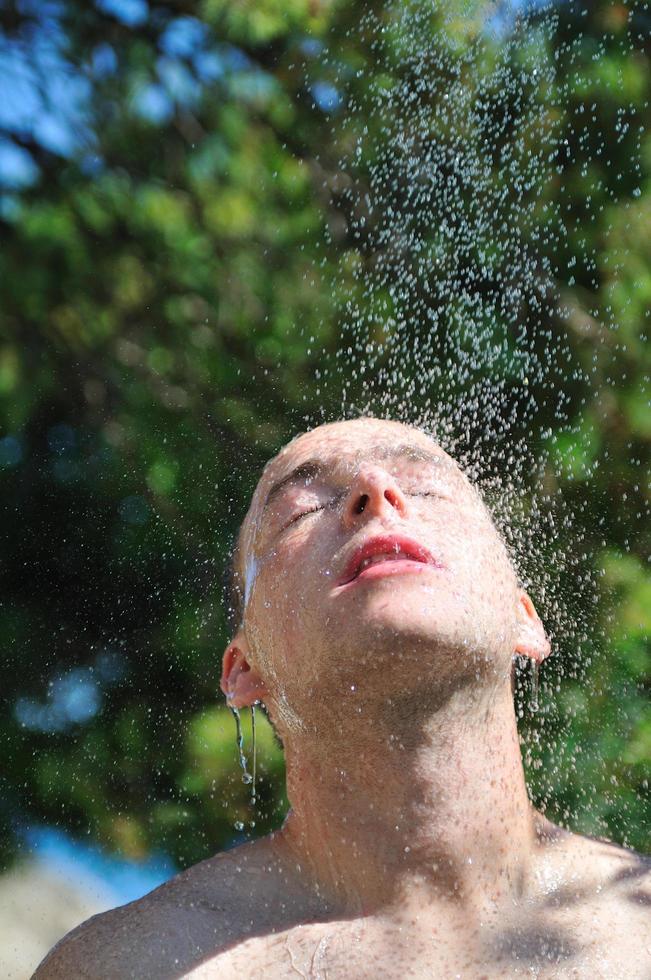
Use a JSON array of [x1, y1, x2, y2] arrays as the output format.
[[36, 418, 650, 978]]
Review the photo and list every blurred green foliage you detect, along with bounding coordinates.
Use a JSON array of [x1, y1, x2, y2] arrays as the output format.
[[0, 0, 648, 870]]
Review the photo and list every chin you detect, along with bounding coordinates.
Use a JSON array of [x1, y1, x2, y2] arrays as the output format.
[[354, 586, 464, 636], [335, 592, 504, 679]]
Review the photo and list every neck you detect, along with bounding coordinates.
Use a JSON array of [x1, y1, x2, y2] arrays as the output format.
[[276, 679, 537, 917]]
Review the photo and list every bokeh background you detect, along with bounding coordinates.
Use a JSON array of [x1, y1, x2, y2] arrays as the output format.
[[1, 0, 649, 975]]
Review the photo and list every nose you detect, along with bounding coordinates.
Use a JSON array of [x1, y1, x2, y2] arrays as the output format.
[[342, 464, 408, 526]]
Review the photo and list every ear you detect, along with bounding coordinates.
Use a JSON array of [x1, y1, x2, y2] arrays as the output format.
[[220, 631, 268, 708], [514, 592, 551, 664]]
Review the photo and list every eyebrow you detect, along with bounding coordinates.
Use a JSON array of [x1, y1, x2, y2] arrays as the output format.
[[263, 460, 324, 509], [262, 442, 447, 510]]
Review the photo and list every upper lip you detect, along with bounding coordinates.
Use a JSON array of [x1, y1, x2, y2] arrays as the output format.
[[336, 532, 442, 586]]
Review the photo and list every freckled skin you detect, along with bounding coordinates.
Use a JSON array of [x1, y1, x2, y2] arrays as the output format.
[[35, 420, 650, 979]]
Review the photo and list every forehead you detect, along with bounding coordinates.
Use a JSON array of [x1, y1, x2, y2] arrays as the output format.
[[273, 419, 449, 473]]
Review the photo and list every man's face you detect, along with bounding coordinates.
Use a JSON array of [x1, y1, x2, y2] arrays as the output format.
[[237, 419, 523, 728]]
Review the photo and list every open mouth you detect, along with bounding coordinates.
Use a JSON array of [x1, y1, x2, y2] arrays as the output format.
[[337, 533, 443, 586]]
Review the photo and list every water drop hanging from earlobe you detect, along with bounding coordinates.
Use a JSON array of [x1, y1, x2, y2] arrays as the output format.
[[231, 705, 253, 786], [530, 659, 539, 714]]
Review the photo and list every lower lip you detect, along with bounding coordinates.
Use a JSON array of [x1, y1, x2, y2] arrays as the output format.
[[339, 560, 443, 588]]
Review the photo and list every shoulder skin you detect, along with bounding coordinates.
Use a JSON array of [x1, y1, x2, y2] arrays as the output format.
[[32, 844, 269, 980]]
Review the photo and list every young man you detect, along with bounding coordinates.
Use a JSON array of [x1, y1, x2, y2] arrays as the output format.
[[37, 418, 650, 978]]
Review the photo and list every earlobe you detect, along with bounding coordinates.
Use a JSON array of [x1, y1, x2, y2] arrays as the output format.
[[514, 592, 551, 664], [220, 633, 268, 708]]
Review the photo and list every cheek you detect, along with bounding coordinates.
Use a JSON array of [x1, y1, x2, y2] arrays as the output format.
[[466, 535, 518, 634], [246, 541, 321, 671], [445, 516, 516, 598]]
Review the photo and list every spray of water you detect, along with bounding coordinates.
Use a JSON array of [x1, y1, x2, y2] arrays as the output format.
[[295, 0, 648, 840]]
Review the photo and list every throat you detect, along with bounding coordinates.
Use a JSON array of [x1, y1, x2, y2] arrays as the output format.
[[278, 685, 537, 915]]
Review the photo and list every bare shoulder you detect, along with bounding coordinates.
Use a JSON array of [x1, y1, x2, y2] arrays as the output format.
[[536, 818, 651, 928], [577, 831, 651, 909], [32, 836, 285, 980], [541, 819, 650, 883]]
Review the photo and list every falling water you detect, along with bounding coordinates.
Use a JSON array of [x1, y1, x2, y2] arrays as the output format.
[[251, 703, 258, 809], [302, 0, 650, 840], [530, 660, 540, 714], [231, 706, 253, 787], [311, 0, 594, 663], [230, 705, 258, 831]]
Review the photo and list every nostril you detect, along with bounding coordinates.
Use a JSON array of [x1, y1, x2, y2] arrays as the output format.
[[355, 494, 368, 515]]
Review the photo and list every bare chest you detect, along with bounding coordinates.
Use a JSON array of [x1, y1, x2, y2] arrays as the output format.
[[185, 907, 645, 980]]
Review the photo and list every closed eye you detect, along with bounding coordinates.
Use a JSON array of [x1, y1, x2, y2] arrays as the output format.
[[282, 504, 324, 530], [281, 489, 346, 532], [408, 490, 455, 504]]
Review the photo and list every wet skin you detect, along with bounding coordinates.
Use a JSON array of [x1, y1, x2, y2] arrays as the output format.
[[35, 419, 650, 979], [33, 824, 651, 979]]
